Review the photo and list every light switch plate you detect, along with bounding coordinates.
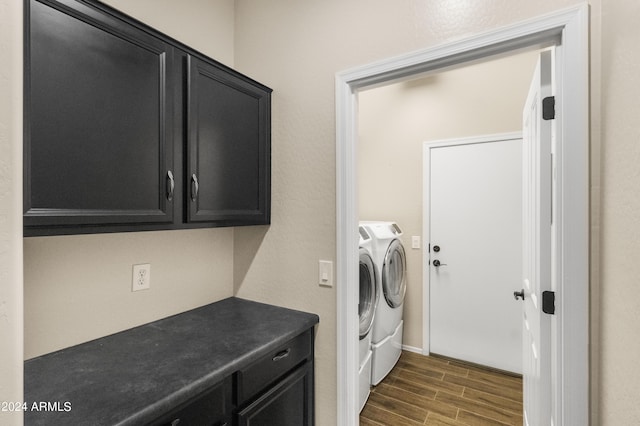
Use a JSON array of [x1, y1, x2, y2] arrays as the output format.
[[412, 236, 421, 249], [319, 260, 333, 287]]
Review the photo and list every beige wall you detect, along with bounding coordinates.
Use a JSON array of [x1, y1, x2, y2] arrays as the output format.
[[599, 0, 640, 423], [23, 0, 237, 359], [24, 230, 234, 358], [7, 0, 640, 424], [358, 51, 539, 350], [0, 1, 24, 425], [104, 0, 235, 66], [232, 0, 603, 424]]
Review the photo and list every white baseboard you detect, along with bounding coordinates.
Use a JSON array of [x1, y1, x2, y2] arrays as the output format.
[[401, 344, 423, 354]]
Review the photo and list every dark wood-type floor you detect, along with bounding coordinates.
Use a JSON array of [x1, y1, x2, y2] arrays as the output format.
[[360, 351, 523, 425]]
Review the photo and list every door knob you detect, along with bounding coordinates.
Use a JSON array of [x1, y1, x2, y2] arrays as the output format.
[[513, 289, 525, 301], [432, 259, 447, 267]]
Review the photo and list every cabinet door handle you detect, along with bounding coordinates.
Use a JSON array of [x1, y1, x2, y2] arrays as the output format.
[[166, 170, 175, 201], [191, 173, 199, 202], [272, 348, 291, 362]]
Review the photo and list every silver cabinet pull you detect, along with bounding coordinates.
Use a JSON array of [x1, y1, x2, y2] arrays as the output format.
[[272, 348, 291, 362], [191, 173, 199, 201], [166, 170, 175, 201]]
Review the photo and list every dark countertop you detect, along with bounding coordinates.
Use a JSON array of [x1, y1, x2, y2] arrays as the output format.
[[24, 297, 319, 425]]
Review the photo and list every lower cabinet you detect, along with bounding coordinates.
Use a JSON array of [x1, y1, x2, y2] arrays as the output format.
[[149, 377, 233, 426], [148, 329, 314, 426], [236, 362, 313, 426], [235, 328, 315, 426]]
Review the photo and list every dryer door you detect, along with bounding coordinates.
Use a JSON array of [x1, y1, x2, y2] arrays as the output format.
[[382, 239, 406, 308], [359, 248, 377, 339]]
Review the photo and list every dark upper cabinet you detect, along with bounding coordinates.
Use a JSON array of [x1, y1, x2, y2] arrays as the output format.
[[24, 0, 176, 231], [24, 0, 271, 236], [187, 56, 271, 225]]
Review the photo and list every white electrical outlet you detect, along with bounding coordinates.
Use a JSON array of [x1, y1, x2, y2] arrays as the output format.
[[132, 264, 151, 291]]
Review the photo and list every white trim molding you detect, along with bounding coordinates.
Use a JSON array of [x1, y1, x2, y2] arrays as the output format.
[[336, 4, 589, 425]]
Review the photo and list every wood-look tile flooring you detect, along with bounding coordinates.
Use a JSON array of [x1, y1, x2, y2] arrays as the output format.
[[360, 351, 523, 425]]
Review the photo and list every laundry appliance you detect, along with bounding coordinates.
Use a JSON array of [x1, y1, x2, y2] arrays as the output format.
[[359, 221, 407, 385], [358, 225, 378, 411]]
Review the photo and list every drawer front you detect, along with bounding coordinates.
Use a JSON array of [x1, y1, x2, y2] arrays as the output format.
[[237, 330, 312, 404], [236, 362, 313, 426], [149, 377, 232, 426]]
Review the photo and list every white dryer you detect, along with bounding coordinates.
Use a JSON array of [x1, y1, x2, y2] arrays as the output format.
[[360, 221, 407, 385], [358, 225, 378, 412]]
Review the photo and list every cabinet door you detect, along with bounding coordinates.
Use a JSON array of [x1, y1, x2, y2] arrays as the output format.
[[187, 56, 271, 225], [24, 0, 176, 234], [149, 377, 232, 426], [236, 363, 313, 426]]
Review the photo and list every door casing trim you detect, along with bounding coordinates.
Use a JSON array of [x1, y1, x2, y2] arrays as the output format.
[[335, 4, 588, 425]]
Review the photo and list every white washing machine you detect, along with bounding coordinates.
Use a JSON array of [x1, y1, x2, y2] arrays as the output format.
[[358, 225, 378, 412], [360, 221, 407, 385]]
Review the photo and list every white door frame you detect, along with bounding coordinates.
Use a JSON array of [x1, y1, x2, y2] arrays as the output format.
[[422, 132, 523, 360], [335, 4, 588, 426]]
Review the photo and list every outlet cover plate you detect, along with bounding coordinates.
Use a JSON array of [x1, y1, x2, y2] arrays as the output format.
[[132, 263, 151, 291]]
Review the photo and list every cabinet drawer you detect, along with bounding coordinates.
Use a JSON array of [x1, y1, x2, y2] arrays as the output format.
[[236, 362, 312, 426], [149, 377, 232, 426], [236, 330, 311, 404]]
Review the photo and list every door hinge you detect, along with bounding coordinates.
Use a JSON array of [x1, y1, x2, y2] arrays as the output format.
[[542, 96, 555, 120], [542, 291, 555, 315]]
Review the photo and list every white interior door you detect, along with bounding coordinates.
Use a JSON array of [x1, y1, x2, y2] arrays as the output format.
[[521, 50, 554, 426], [427, 134, 523, 374]]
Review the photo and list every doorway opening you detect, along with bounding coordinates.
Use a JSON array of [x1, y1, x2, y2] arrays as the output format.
[[336, 5, 588, 426], [357, 49, 540, 375]]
